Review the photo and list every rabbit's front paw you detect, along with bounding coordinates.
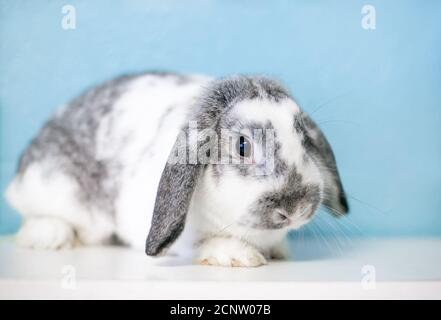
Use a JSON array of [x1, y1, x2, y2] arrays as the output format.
[[195, 237, 267, 267], [16, 217, 75, 250]]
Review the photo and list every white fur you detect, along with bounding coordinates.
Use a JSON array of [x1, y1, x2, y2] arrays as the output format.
[[5, 160, 115, 246], [195, 237, 267, 267], [16, 217, 75, 250]]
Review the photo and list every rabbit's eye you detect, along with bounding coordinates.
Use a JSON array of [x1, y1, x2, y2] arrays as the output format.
[[236, 136, 252, 158]]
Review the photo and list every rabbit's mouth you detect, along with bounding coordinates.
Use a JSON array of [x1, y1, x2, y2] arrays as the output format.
[[240, 203, 318, 230]]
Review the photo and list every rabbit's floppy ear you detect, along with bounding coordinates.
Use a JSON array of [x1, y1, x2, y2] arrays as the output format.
[[145, 127, 201, 256], [145, 76, 248, 256], [299, 112, 349, 216]]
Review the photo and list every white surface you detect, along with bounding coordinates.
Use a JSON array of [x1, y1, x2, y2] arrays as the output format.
[[1, 236, 441, 299]]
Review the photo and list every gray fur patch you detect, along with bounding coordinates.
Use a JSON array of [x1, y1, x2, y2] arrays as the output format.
[[16, 71, 191, 215], [17, 74, 138, 214], [193, 76, 291, 129]]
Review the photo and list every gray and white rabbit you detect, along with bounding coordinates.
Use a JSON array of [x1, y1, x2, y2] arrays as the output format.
[[5, 72, 348, 267]]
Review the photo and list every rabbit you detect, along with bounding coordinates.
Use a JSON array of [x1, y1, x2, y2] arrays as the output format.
[[5, 71, 348, 267]]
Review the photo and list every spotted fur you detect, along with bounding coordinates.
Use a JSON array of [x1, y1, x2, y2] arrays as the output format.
[[5, 73, 348, 267]]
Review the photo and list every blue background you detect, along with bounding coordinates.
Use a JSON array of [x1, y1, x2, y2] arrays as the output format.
[[1, 0, 440, 238]]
